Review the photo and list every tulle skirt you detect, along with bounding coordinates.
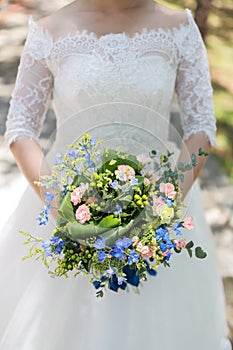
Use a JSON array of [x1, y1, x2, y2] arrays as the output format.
[[0, 179, 231, 350]]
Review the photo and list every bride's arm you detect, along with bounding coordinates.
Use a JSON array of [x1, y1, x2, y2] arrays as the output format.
[[175, 11, 216, 198], [176, 132, 211, 199], [5, 18, 53, 201], [10, 138, 50, 200]]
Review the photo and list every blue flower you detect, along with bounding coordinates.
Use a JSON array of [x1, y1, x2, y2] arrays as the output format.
[[117, 275, 127, 285], [44, 192, 54, 202], [114, 204, 122, 215], [109, 274, 127, 292], [111, 246, 126, 260], [105, 267, 117, 279], [110, 180, 119, 190], [62, 185, 68, 197], [111, 238, 132, 260], [87, 161, 95, 168], [174, 222, 182, 235], [50, 237, 65, 254], [155, 226, 168, 242], [115, 237, 132, 249], [90, 137, 97, 145], [42, 240, 52, 257], [166, 199, 174, 208], [119, 173, 127, 181], [130, 177, 139, 186], [128, 249, 140, 265], [68, 149, 78, 159], [55, 153, 63, 165], [93, 237, 106, 250], [36, 204, 51, 226], [97, 251, 107, 262]]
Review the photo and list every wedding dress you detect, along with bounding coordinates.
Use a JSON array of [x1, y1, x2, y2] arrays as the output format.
[[1, 8, 231, 350]]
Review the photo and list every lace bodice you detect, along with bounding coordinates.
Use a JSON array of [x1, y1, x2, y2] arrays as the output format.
[[5, 9, 216, 148]]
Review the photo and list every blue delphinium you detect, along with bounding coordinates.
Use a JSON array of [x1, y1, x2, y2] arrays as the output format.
[[36, 204, 51, 226], [90, 137, 97, 145], [97, 251, 107, 262], [128, 249, 140, 265], [50, 237, 65, 254], [44, 192, 54, 202], [111, 238, 132, 260], [55, 153, 63, 165], [110, 180, 119, 190], [42, 237, 65, 257], [68, 149, 78, 159], [114, 204, 122, 215], [42, 240, 52, 257], [119, 173, 127, 181], [104, 267, 117, 279], [93, 237, 106, 250], [117, 275, 127, 285], [174, 222, 182, 235], [130, 177, 139, 186]]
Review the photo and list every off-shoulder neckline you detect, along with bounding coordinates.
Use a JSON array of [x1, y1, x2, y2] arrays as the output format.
[[28, 8, 193, 45]]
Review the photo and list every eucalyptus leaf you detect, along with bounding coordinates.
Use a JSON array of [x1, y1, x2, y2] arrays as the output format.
[[195, 247, 207, 259], [186, 241, 194, 249]]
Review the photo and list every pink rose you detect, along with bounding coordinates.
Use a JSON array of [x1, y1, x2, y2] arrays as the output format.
[[159, 182, 176, 199], [174, 239, 186, 251], [152, 195, 165, 216], [71, 183, 89, 205], [75, 204, 91, 224], [183, 216, 194, 230], [143, 177, 150, 186], [141, 245, 153, 258], [115, 165, 135, 181]]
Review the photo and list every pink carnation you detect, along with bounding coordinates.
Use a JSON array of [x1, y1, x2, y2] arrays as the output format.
[[141, 245, 153, 258], [71, 183, 89, 205], [174, 239, 186, 251], [159, 182, 176, 199], [75, 204, 91, 224], [183, 216, 194, 230], [115, 165, 135, 181]]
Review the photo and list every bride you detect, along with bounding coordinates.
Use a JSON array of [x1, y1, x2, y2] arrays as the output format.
[[2, 0, 232, 349]]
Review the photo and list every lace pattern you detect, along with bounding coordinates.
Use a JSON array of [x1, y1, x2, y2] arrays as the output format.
[[5, 9, 216, 147]]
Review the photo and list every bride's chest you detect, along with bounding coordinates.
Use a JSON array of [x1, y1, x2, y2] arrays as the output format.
[[46, 30, 180, 98]]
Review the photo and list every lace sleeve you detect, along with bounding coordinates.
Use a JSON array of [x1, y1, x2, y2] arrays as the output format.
[[175, 11, 216, 146], [4, 18, 53, 147]]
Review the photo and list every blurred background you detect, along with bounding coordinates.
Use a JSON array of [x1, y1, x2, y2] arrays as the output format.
[[0, 0, 232, 343]]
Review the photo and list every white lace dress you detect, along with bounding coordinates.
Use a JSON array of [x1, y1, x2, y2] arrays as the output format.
[[2, 8, 231, 350]]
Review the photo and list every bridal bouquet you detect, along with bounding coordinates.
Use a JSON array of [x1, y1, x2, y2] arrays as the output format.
[[20, 134, 207, 297]]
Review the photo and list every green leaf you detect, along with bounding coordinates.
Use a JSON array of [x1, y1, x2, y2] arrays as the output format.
[[186, 241, 194, 249], [198, 148, 209, 157], [178, 162, 185, 172], [98, 148, 141, 173], [195, 247, 207, 259], [98, 215, 120, 228], [187, 248, 193, 258]]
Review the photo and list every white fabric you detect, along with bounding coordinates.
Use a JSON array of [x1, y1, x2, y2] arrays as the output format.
[[2, 8, 230, 350]]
